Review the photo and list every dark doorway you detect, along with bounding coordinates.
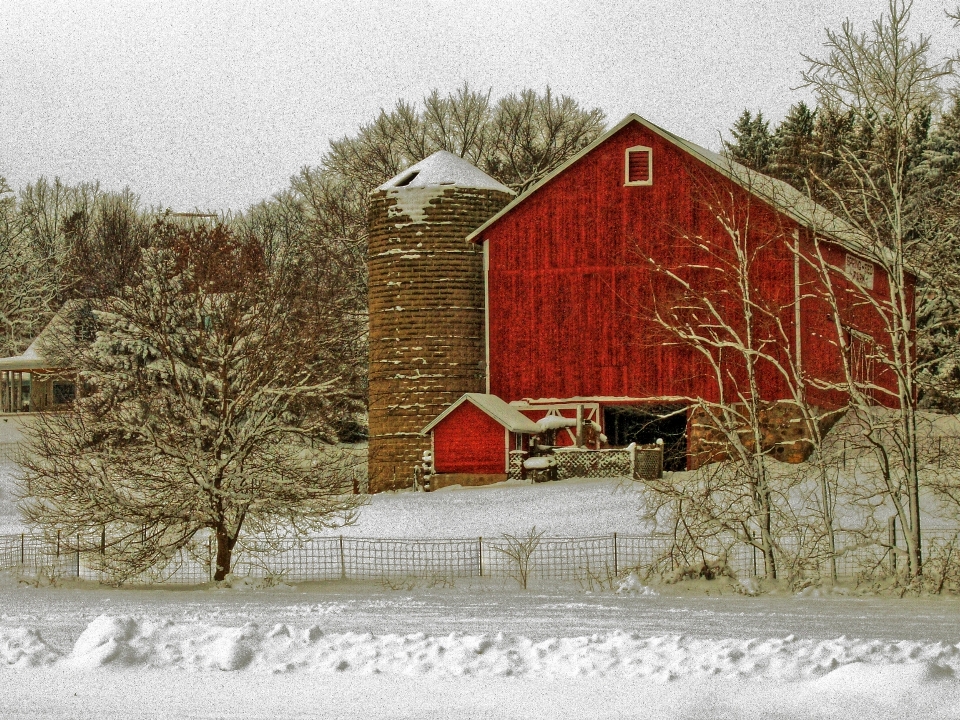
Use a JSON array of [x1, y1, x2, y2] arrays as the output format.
[[603, 405, 688, 471]]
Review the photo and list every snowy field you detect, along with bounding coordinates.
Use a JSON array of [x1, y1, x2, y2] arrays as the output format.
[[4, 578, 960, 719], [1, 467, 649, 538], [0, 462, 22, 535], [5, 461, 960, 717]]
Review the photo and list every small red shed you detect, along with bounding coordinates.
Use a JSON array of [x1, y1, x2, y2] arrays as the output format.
[[421, 393, 541, 488]]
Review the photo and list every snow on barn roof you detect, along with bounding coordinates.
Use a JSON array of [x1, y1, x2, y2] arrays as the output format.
[[377, 150, 514, 195], [421, 393, 541, 435], [466, 114, 877, 264]]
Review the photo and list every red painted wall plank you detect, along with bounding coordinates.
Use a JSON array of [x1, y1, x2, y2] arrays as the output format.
[[433, 401, 506, 474]]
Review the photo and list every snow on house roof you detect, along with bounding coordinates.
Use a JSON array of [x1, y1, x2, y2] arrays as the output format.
[[421, 393, 542, 435], [465, 114, 878, 265], [0, 309, 71, 371], [377, 150, 514, 195]]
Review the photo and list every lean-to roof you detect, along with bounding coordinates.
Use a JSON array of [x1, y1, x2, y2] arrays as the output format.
[[421, 393, 541, 435]]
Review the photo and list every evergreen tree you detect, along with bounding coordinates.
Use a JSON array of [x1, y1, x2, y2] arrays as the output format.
[[769, 102, 817, 190], [723, 110, 775, 171]]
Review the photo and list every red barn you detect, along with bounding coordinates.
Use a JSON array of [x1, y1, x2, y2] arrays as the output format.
[[417, 114, 912, 483]]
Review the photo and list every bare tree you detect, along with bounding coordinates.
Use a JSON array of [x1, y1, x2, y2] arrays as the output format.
[[0, 177, 57, 356], [639, 168, 845, 581], [492, 526, 545, 590], [18, 220, 363, 582], [799, 0, 955, 578]]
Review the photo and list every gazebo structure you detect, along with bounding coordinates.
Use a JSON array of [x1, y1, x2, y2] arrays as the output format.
[[0, 313, 75, 414]]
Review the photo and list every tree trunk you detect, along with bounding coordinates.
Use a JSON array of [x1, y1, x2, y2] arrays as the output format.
[[905, 407, 923, 578], [214, 525, 236, 581], [759, 488, 777, 579]]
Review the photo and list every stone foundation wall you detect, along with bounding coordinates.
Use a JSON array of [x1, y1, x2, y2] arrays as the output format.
[[429, 473, 508, 491], [688, 402, 846, 469], [367, 185, 512, 492]]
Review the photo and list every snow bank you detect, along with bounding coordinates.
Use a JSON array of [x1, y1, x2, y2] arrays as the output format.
[[5, 614, 960, 682], [0, 627, 58, 667]]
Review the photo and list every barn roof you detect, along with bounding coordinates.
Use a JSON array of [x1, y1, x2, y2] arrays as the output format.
[[421, 393, 542, 435], [465, 114, 873, 259], [378, 150, 514, 195]]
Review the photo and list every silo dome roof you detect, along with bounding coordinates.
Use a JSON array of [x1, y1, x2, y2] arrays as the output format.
[[377, 150, 514, 194]]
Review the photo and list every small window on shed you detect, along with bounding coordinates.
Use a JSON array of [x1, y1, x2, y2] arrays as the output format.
[[624, 146, 653, 186]]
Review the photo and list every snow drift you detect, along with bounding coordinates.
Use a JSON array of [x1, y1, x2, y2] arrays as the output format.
[[4, 615, 960, 682]]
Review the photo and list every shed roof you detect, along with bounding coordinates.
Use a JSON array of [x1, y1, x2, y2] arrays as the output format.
[[377, 150, 514, 195], [466, 113, 875, 262], [421, 393, 541, 435]]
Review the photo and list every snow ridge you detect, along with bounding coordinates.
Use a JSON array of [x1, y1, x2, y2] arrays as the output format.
[[4, 615, 960, 682]]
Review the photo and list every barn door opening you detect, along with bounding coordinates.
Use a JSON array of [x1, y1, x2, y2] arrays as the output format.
[[603, 405, 688, 471]]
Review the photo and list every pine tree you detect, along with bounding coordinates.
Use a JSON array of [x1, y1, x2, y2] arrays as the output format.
[[769, 102, 817, 190], [912, 97, 960, 411], [723, 110, 775, 171]]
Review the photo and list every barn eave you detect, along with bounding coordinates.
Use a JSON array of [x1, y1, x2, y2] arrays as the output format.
[[465, 113, 894, 273]]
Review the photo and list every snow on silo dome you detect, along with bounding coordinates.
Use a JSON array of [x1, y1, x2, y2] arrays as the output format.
[[377, 151, 514, 195]]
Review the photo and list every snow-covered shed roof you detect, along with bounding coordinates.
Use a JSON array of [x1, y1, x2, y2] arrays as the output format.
[[466, 113, 876, 263], [421, 393, 542, 435], [377, 150, 514, 195]]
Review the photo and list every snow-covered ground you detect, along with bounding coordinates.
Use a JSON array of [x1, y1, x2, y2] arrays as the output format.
[[1, 470, 649, 538], [324, 477, 649, 538], [5, 467, 960, 717], [0, 462, 22, 534], [4, 579, 960, 718]]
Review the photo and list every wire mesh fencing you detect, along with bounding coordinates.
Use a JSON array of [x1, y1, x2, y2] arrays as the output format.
[[6, 529, 958, 587]]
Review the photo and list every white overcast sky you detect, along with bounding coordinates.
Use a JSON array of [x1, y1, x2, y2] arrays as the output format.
[[2, 1, 957, 212]]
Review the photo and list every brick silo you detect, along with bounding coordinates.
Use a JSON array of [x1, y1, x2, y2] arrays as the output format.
[[367, 151, 514, 492]]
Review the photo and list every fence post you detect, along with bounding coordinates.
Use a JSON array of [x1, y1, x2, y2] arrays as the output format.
[[20, 533, 24, 565], [208, 535, 213, 583], [339, 536, 346, 580], [100, 527, 105, 555], [56, 530, 60, 558], [613, 533, 618, 576], [478, 537, 483, 577], [629, 443, 636, 479], [76, 533, 80, 578], [888, 516, 897, 575], [752, 545, 758, 577]]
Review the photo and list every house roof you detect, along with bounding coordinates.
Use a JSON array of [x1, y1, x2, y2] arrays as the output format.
[[465, 113, 875, 262], [421, 393, 542, 435], [378, 150, 515, 195], [0, 309, 70, 371]]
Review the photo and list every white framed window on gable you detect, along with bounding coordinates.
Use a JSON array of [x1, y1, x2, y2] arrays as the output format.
[[624, 145, 653, 186]]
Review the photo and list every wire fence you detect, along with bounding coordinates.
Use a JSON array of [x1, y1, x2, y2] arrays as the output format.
[[3, 528, 958, 586]]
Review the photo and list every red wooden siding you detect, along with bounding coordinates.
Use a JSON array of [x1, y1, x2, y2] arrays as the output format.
[[432, 401, 506, 474], [479, 119, 910, 410]]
